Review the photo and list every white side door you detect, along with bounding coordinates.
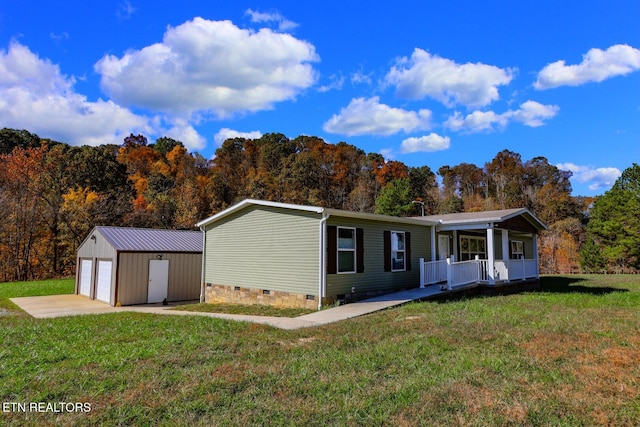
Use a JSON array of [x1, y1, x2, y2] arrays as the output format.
[[148, 260, 169, 303], [96, 260, 113, 303], [79, 259, 92, 297], [438, 235, 451, 260]]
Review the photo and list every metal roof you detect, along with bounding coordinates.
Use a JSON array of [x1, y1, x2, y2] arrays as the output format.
[[94, 226, 202, 252], [417, 208, 547, 230]]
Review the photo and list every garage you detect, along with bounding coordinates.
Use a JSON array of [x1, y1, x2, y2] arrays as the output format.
[[75, 226, 202, 306]]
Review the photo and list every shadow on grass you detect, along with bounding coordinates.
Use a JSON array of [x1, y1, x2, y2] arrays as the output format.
[[539, 276, 629, 295]]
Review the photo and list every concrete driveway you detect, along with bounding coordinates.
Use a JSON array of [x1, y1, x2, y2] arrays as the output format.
[[10, 294, 137, 318]]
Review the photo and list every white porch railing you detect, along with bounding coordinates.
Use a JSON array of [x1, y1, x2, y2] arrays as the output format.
[[420, 257, 539, 290]]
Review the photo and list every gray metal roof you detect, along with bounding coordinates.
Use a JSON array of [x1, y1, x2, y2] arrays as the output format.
[[417, 208, 547, 230], [95, 226, 202, 252]]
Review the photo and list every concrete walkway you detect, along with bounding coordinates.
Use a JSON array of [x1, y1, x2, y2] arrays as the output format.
[[10, 286, 444, 330]]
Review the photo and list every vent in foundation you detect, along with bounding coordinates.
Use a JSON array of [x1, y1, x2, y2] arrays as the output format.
[[234, 286, 241, 291], [262, 289, 271, 295], [306, 294, 315, 301]]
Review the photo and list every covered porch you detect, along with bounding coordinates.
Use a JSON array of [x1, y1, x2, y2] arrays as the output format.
[[416, 208, 546, 290]]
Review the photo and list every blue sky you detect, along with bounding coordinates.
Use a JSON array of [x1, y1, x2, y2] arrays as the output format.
[[1, 1, 639, 196]]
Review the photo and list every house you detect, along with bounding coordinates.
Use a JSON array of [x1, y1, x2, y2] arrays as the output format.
[[75, 227, 202, 306], [196, 199, 546, 310]]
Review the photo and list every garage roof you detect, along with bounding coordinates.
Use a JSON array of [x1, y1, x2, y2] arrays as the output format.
[[94, 227, 202, 252]]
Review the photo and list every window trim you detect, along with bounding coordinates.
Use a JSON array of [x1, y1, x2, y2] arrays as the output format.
[[391, 230, 406, 272], [337, 226, 356, 274]]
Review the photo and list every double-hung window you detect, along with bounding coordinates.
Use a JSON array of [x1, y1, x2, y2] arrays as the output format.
[[391, 231, 406, 271], [337, 227, 356, 273], [511, 240, 524, 259]]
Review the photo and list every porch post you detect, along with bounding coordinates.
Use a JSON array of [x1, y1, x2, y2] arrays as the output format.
[[486, 226, 495, 285], [430, 227, 436, 262], [452, 230, 458, 261], [501, 229, 510, 283], [532, 234, 539, 277], [419, 258, 425, 288]]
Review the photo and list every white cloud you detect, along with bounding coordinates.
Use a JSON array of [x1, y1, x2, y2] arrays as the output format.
[[445, 110, 509, 133], [535, 44, 640, 89], [245, 9, 299, 32], [445, 100, 559, 133], [323, 96, 431, 136], [164, 120, 206, 150], [379, 148, 395, 160], [95, 17, 318, 119], [400, 133, 450, 153], [0, 41, 150, 146], [508, 100, 560, 127], [351, 71, 372, 85], [385, 48, 515, 108], [318, 74, 345, 93], [214, 128, 263, 146], [556, 162, 622, 191]]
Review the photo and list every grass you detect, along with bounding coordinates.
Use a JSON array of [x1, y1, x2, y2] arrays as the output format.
[[173, 302, 315, 318], [0, 278, 74, 298], [1, 274, 639, 426]]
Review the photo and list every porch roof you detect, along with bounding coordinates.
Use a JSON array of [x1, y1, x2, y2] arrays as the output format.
[[416, 208, 547, 232]]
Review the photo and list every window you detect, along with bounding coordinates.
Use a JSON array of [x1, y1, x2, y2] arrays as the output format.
[[391, 231, 406, 271], [459, 236, 486, 261], [337, 227, 356, 273], [511, 240, 524, 259]]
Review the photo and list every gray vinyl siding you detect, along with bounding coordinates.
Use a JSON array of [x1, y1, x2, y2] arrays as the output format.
[[326, 217, 430, 297], [117, 252, 202, 305], [204, 205, 321, 296]]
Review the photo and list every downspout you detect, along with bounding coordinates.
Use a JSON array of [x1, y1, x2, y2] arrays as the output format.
[[199, 225, 206, 303], [318, 211, 329, 310]]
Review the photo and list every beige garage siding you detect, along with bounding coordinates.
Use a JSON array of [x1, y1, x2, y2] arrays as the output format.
[[117, 252, 202, 305], [205, 205, 321, 296]]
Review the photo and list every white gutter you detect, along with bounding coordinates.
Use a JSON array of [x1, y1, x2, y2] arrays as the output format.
[[318, 211, 329, 310], [199, 225, 206, 303]]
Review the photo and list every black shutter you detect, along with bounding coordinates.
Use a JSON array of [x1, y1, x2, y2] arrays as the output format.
[[383, 230, 391, 272], [327, 226, 337, 274], [406, 232, 411, 271], [356, 228, 364, 273]]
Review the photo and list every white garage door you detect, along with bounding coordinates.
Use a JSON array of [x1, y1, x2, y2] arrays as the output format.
[[96, 260, 113, 303], [79, 259, 92, 297]]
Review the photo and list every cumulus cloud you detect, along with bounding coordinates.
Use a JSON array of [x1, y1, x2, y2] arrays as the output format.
[[400, 133, 450, 153], [385, 48, 515, 108], [445, 100, 559, 133], [535, 44, 640, 89], [0, 41, 150, 146], [214, 128, 263, 146], [164, 120, 206, 150], [322, 96, 432, 136], [556, 162, 621, 191], [245, 9, 299, 32], [95, 17, 318, 119]]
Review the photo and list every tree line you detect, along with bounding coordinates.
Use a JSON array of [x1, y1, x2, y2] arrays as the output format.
[[0, 128, 633, 281]]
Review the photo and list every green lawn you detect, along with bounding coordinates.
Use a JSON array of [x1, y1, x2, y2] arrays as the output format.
[[1, 275, 639, 426]]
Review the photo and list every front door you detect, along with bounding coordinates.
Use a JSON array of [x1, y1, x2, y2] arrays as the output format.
[[148, 260, 169, 303], [438, 235, 450, 260]]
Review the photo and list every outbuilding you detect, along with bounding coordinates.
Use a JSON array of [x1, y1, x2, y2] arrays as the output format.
[[75, 227, 202, 306]]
